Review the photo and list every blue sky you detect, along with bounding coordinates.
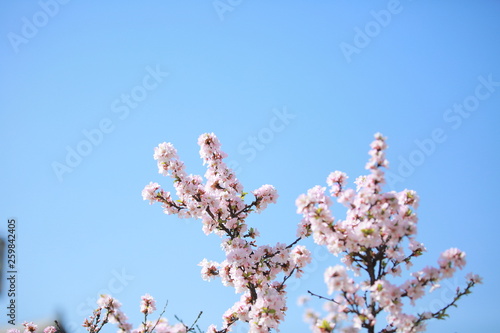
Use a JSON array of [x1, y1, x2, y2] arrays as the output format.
[[1, 1, 499, 332]]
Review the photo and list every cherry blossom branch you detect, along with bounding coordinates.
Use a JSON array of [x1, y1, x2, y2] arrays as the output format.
[[147, 302, 168, 333], [296, 133, 481, 333], [82, 308, 110, 333], [411, 278, 480, 330], [144, 133, 311, 332], [307, 290, 339, 305], [174, 310, 203, 332]]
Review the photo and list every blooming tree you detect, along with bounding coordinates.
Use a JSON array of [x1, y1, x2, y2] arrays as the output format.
[[295, 133, 482, 333], [141, 133, 311, 332], [11, 132, 481, 333]]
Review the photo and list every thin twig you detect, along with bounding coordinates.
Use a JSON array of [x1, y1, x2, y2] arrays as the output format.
[[307, 290, 339, 304], [187, 311, 204, 332], [149, 301, 168, 333]]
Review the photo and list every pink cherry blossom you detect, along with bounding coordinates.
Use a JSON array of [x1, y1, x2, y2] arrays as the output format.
[[253, 184, 279, 212], [466, 272, 483, 284], [296, 133, 481, 333], [142, 181, 160, 203], [143, 133, 308, 332], [23, 322, 38, 333], [199, 258, 220, 281], [140, 293, 156, 314]]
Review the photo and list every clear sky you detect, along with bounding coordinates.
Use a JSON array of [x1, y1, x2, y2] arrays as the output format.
[[1, 1, 499, 332]]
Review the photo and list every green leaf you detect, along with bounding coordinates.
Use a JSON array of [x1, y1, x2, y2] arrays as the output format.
[[361, 228, 374, 236], [319, 319, 333, 331]]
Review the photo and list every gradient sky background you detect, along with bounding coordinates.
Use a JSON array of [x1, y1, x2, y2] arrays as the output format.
[[1, 1, 500, 332]]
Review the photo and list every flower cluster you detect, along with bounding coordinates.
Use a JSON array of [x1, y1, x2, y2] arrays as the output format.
[[141, 294, 157, 314], [82, 294, 187, 333], [6, 322, 59, 333], [143, 133, 311, 332], [296, 133, 482, 332]]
